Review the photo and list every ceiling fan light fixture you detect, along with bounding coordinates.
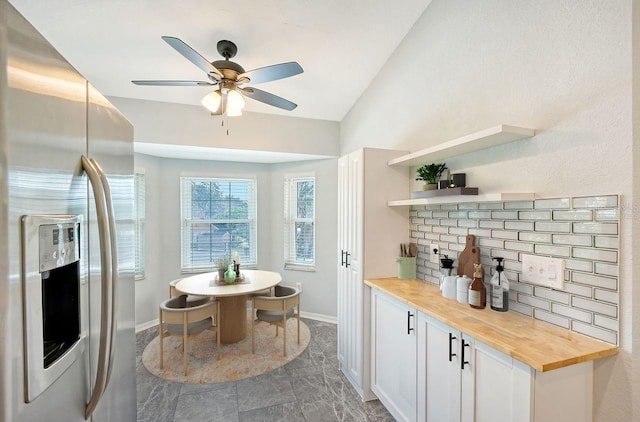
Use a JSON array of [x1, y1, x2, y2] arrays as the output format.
[[201, 90, 221, 113], [227, 89, 245, 112]]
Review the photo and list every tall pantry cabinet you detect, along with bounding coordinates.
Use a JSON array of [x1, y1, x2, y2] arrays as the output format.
[[337, 148, 409, 400]]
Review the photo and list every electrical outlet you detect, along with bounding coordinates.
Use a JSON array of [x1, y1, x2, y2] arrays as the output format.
[[430, 244, 439, 264], [296, 282, 302, 292], [521, 254, 565, 289]]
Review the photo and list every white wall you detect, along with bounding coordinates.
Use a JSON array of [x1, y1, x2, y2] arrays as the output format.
[[341, 1, 635, 421], [111, 97, 339, 157], [133, 153, 339, 326]]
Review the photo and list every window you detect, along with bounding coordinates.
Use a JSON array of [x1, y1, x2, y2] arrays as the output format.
[[181, 177, 257, 271], [284, 175, 315, 270], [134, 172, 146, 280]]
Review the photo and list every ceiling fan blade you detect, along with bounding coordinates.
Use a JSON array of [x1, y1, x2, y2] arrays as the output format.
[[239, 62, 303, 85], [131, 80, 215, 86], [161, 36, 223, 80], [239, 87, 297, 111]]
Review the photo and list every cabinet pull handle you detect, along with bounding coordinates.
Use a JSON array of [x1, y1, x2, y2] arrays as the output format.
[[345, 252, 351, 268], [340, 250, 346, 267], [448, 332, 457, 362], [407, 311, 414, 334], [461, 339, 470, 370]]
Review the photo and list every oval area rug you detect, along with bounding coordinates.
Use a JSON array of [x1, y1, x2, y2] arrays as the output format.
[[142, 316, 310, 383]]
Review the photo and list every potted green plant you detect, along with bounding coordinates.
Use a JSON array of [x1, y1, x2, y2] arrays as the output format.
[[416, 163, 447, 190], [216, 257, 230, 280]]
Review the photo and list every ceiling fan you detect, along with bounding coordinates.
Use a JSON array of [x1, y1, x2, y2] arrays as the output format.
[[132, 36, 303, 116]]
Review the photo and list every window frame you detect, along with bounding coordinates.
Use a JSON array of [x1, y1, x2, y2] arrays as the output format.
[[284, 173, 316, 271], [180, 176, 258, 272]]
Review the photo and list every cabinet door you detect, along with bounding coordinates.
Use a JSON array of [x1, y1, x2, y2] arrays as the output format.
[[461, 338, 532, 422], [418, 314, 461, 422], [337, 154, 349, 370], [371, 290, 417, 422]]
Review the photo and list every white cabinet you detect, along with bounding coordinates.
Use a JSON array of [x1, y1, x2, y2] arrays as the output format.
[[337, 148, 409, 400], [371, 289, 417, 422], [417, 312, 594, 422]]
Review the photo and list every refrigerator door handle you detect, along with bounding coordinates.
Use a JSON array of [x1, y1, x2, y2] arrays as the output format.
[[90, 157, 119, 387], [82, 156, 115, 419]]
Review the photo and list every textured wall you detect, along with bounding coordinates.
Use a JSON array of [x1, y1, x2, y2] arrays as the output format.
[[411, 195, 619, 344]]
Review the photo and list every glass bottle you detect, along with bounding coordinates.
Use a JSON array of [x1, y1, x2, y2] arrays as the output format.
[[468, 263, 486, 309]]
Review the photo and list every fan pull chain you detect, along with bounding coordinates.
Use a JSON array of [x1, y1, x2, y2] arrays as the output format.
[[221, 118, 229, 136]]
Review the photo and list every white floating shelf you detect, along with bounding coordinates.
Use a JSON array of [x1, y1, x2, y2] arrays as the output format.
[[388, 125, 535, 167], [387, 192, 537, 207]]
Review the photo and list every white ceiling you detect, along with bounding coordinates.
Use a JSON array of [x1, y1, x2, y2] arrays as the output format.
[[9, 0, 431, 122]]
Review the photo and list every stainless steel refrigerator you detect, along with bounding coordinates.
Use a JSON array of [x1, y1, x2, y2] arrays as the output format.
[[0, 1, 137, 420]]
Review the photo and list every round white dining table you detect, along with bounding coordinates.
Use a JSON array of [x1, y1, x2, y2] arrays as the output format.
[[175, 269, 281, 344]]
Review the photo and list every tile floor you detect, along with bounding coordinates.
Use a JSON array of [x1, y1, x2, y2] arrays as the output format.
[[136, 318, 394, 421]]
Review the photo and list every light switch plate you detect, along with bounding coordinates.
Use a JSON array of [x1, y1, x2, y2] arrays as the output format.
[[430, 244, 439, 264], [521, 254, 565, 289]]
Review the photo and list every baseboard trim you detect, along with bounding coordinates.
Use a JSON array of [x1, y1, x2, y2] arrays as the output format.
[[136, 319, 159, 333], [300, 311, 337, 324]]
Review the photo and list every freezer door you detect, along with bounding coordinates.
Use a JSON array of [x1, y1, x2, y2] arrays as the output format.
[[2, 2, 89, 421], [86, 83, 136, 422]]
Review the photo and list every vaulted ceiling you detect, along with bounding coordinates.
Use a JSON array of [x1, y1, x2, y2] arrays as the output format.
[[10, 0, 432, 122]]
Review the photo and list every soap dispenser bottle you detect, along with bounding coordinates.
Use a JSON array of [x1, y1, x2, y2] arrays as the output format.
[[468, 263, 486, 309], [490, 257, 509, 312]]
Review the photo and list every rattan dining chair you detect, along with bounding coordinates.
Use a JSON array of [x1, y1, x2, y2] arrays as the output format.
[[158, 295, 221, 375], [251, 285, 300, 357]]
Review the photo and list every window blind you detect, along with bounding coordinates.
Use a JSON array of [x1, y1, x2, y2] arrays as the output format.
[[284, 175, 315, 270], [134, 173, 145, 279], [180, 177, 258, 271]]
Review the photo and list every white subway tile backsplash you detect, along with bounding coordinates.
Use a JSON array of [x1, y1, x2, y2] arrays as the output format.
[[534, 287, 571, 305], [572, 272, 617, 290], [492, 211, 519, 219], [564, 259, 593, 273], [534, 198, 570, 209], [504, 201, 534, 209], [573, 247, 617, 263], [572, 297, 617, 317], [552, 234, 592, 247], [595, 262, 618, 277], [572, 195, 618, 209], [491, 230, 519, 240], [573, 222, 618, 235], [533, 309, 570, 329], [409, 196, 619, 345], [594, 289, 618, 304], [534, 244, 571, 257], [479, 220, 505, 229], [479, 202, 504, 210], [504, 241, 534, 253], [519, 211, 552, 220], [553, 210, 593, 221], [505, 221, 534, 231], [518, 294, 551, 311], [563, 282, 593, 298], [478, 238, 504, 248], [458, 219, 478, 228], [594, 236, 618, 249], [519, 232, 552, 243], [572, 321, 617, 344], [551, 303, 592, 323], [595, 208, 619, 221], [534, 221, 572, 232], [594, 314, 618, 332]]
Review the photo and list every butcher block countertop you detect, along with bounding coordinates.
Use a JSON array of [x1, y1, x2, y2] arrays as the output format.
[[365, 277, 618, 372]]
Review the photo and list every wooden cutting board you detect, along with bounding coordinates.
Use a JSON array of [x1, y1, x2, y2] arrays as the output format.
[[457, 235, 481, 278]]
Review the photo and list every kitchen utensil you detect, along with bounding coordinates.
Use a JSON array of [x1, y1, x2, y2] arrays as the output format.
[[462, 246, 482, 279], [409, 243, 417, 258], [457, 235, 476, 276]]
